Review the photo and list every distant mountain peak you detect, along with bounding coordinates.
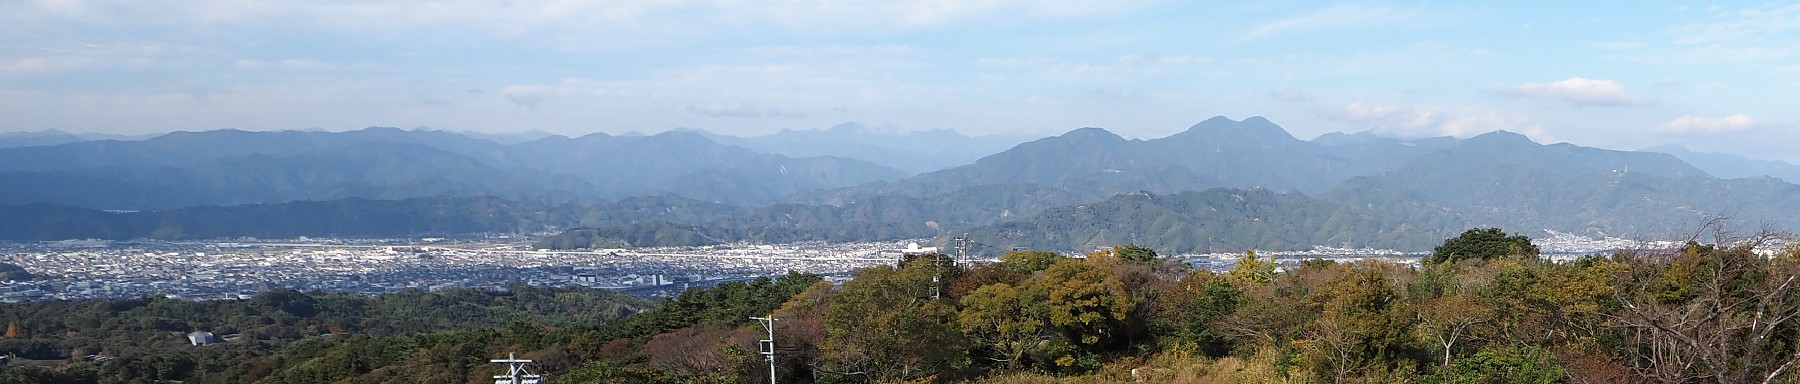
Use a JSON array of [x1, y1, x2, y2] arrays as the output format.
[[1061, 127, 1125, 141], [1465, 130, 1537, 146], [825, 121, 864, 133], [1171, 115, 1299, 143]]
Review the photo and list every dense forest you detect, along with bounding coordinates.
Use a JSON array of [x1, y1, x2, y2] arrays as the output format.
[[6, 228, 1800, 383]]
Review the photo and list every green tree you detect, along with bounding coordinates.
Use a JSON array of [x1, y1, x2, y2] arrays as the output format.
[[1431, 345, 1564, 384], [1223, 250, 1278, 288], [958, 283, 1048, 370], [999, 250, 1064, 274], [1302, 262, 1419, 382], [1425, 228, 1539, 264], [1158, 270, 1242, 356], [1031, 258, 1133, 370], [818, 259, 968, 382], [1113, 245, 1159, 263]]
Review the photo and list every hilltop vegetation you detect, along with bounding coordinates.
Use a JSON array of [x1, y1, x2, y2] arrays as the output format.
[[9, 229, 1800, 383], [0, 285, 647, 383]]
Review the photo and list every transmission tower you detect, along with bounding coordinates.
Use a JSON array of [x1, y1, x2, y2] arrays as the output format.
[[751, 315, 778, 384], [489, 352, 543, 384], [952, 234, 970, 264]]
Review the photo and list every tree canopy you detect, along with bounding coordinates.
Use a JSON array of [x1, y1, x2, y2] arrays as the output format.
[[1424, 227, 1540, 264], [12, 236, 1800, 384]]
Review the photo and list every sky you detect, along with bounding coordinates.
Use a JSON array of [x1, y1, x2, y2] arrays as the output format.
[[3, 1, 1799, 160]]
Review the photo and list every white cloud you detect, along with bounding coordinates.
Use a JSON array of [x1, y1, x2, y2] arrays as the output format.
[[1240, 4, 1418, 41], [1499, 77, 1643, 107], [1659, 114, 1758, 133]]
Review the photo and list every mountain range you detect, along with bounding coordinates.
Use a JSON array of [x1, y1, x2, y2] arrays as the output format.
[[1642, 144, 1800, 183], [6, 118, 1800, 253], [687, 122, 1036, 174], [0, 128, 904, 209]]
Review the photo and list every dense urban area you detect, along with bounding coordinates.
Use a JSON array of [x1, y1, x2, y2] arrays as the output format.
[[0, 229, 1685, 303]]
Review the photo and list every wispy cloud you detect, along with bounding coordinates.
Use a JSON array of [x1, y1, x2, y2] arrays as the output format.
[[1240, 4, 1418, 41], [1632, 4, 1800, 64], [1498, 77, 1643, 107], [1659, 114, 1758, 133], [1671, 4, 1800, 45]]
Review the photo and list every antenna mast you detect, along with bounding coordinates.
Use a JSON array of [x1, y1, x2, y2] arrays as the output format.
[[489, 353, 542, 384]]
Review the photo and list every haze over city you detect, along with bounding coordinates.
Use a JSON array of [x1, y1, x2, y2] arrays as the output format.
[[4, 1, 1799, 160]]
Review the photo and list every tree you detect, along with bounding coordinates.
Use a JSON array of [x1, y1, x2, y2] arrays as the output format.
[[4, 321, 22, 339], [958, 283, 1048, 370], [1000, 250, 1063, 274], [1612, 240, 1800, 384], [1158, 270, 1242, 356], [1302, 262, 1419, 382], [1425, 228, 1539, 264], [1114, 245, 1159, 264], [1432, 345, 1565, 384], [819, 260, 968, 382], [1031, 258, 1133, 370], [1417, 295, 1490, 369], [1223, 250, 1278, 288]]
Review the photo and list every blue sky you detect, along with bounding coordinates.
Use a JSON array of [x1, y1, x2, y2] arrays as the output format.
[[3, 1, 1798, 160]]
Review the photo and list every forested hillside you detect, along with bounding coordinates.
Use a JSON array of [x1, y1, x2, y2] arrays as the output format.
[[0, 285, 647, 383]]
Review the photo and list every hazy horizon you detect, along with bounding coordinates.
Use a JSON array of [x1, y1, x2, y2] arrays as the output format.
[[4, 2, 1798, 160]]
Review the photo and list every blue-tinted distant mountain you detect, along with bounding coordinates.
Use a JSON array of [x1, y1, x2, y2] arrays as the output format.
[[1641, 144, 1800, 182], [788, 116, 1392, 208], [687, 122, 1039, 174], [1310, 131, 1459, 172], [0, 130, 88, 148], [1397, 131, 1709, 179], [0, 142, 597, 210], [790, 117, 1793, 247], [0, 130, 165, 149], [508, 131, 906, 204], [13, 116, 1800, 251], [0, 127, 516, 172], [450, 129, 561, 145], [0, 127, 906, 209]]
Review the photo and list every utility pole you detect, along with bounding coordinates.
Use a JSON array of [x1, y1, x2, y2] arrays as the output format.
[[489, 352, 542, 384], [751, 315, 777, 384]]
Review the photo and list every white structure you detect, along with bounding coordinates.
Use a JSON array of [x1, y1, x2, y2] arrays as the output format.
[[490, 353, 542, 384], [899, 243, 939, 255], [187, 331, 217, 346]]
